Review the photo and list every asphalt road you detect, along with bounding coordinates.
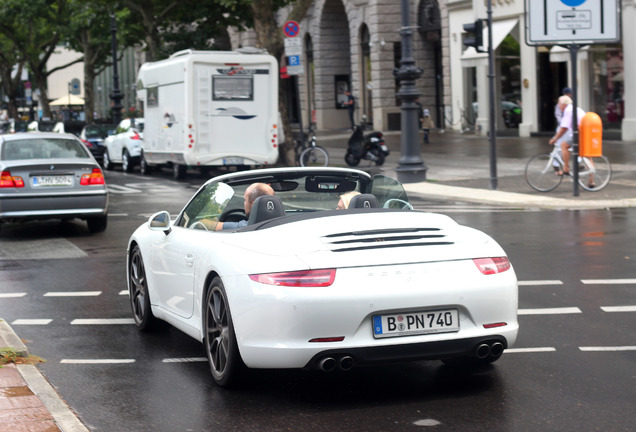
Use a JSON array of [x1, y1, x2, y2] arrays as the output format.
[[1, 169, 635, 431]]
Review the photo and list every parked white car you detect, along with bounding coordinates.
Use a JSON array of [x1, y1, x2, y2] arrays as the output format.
[[103, 118, 144, 172]]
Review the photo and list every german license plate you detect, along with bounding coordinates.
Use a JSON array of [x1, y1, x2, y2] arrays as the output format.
[[223, 157, 244, 165], [32, 175, 73, 187], [373, 309, 459, 339]]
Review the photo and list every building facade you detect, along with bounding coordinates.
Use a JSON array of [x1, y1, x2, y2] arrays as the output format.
[[233, 0, 450, 133]]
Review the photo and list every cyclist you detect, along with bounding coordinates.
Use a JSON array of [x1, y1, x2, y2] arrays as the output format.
[[549, 95, 585, 176]]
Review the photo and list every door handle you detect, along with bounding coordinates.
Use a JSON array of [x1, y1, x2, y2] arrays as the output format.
[[185, 253, 194, 267]]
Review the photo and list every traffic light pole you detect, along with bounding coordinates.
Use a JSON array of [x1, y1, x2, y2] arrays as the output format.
[[486, 0, 497, 190]]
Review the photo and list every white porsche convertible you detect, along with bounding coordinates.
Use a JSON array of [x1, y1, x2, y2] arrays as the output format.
[[127, 167, 518, 387]]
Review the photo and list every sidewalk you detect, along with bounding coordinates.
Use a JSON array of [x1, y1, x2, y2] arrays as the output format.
[[0, 319, 88, 432], [317, 128, 636, 210]]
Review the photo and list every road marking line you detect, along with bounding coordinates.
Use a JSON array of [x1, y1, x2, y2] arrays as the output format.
[[162, 357, 207, 363], [44, 291, 102, 297], [518, 280, 563, 286], [0, 293, 27, 298], [579, 346, 636, 352], [505, 347, 556, 353], [518, 307, 582, 315], [581, 279, 636, 284], [107, 184, 142, 194], [119, 290, 129, 296], [70, 318, 135, 325], [60, 359, 136, 364], [12, 319, 52, 325], [601, 306, 636, 312]]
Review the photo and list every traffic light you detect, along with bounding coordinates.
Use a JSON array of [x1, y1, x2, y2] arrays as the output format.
[[463, 20, 484, 52]]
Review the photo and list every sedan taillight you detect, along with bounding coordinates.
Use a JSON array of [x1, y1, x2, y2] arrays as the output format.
[[249, 269, 336, 287], [81, 139, 94, 148], [473, 257, 511, 275], [80, 168, 105, 185], [0, 170, 24, 188]]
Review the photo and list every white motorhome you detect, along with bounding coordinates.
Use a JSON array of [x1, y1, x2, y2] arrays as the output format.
[[136, 49, 280, 178]]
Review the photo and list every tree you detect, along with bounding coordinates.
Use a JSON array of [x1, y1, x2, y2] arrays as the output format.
[[123, 0, 252, 61], [0, 34, 26, 119], [251, 0, 314, 165], [64, 1, 141, 123], [0, 0, 79, 119]]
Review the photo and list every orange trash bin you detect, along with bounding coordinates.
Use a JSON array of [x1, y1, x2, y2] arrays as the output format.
[[579, 112, 603, 157]]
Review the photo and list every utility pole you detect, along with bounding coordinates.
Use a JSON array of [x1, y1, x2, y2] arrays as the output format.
[[110, 13, 123, 125]]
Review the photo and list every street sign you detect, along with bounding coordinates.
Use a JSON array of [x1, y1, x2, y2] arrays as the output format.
[[283, 20, 300, 38], [70, 78, 81, 95], [284, 38, 302, 56], [525, 0, 621, 45]]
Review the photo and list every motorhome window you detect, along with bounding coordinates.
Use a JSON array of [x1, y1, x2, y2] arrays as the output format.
[[147, 87, 158, 107], [213, 76, 253, 101]]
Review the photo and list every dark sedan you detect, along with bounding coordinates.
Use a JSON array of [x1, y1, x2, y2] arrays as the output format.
[[79, 124, 116, 164], [0, 132, 108, 233]]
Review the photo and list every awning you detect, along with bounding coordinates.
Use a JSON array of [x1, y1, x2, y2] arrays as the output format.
[[549, 45, 588, 63], [49, 95, 85, 106], [461, 18, 519, 67]]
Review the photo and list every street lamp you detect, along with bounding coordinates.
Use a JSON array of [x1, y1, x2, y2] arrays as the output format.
[[110, 13, 123, 125], [394, 0, 427, 183]]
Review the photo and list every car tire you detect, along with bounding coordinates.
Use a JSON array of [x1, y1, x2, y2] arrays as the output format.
[[122, 150, 133, 173], [86, 215, 107, 233], [140, 154, 152, 176], [204, 277, 244, 387], [103, 151, 113, 170], [129, 245, 161, 331], [172, 163, 186, 180]]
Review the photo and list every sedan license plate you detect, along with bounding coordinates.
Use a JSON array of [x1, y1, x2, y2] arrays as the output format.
[[223, 157, 244, 165], [373, 309, 459, 339], [32, 175, 73, 187]]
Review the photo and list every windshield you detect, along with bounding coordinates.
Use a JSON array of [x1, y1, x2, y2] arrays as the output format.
[[2, 138, 90, 161], [175, 171, 412, 230]]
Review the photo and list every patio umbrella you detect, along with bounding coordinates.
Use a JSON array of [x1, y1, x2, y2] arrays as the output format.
[[49, 95, 85, 106]]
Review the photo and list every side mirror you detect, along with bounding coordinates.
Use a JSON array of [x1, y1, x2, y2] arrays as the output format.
[[148, 211, 172, 235]]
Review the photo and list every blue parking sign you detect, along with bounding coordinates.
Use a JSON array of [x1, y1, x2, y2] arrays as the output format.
[[288, 55, 300, 66]]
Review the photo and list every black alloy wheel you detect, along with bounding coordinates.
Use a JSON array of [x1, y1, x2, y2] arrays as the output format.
[[129, 245, 159, 331], [204, 277, 244, 387]]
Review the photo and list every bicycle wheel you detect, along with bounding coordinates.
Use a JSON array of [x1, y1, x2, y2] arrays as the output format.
[[578, 155, 611, 191], [525, 153, 563, 192], [300, 146, 329, 167]]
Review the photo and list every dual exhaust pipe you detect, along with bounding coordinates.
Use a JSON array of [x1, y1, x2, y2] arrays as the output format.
[[475, 341, 505, 360], [318, 355, 355, 372]]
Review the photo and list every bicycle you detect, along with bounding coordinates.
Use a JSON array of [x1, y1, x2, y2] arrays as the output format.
[[295, 125, 329, 167], [524, 144, 611, 192]]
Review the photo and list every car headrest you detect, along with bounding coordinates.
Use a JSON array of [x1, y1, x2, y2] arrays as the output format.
[[348, 193, 379, 209], [247, 195, 285, 225]]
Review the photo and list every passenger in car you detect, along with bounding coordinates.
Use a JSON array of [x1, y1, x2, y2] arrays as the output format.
[[336, 191, 360, 210]]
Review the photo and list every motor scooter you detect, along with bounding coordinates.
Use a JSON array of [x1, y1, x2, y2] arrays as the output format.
[[344, 121, 389, 167]]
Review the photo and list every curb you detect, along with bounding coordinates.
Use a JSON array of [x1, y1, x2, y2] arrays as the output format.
[[0, 318, 29, 357], [1, 319, 89, 432]]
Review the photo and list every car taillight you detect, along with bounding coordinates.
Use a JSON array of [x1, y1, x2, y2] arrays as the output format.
[[131, 132, 141, 140], [81, 139, 94, 148], [0, 170, 24, 188], [473, 257, 511, 275], [80, 168, 105, 185], [249, 269, 336, 287]]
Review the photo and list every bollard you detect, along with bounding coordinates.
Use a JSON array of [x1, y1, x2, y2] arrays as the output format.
[[579, 112, 603, 157]]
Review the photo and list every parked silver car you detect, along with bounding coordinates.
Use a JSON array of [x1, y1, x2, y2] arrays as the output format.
[[0, 132, 108, 233]]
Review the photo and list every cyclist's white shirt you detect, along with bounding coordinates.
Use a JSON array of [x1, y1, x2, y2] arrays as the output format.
[[557, 104, 586, 145]]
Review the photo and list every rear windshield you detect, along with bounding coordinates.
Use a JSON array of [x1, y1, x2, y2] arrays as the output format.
[[1, 138, 91, 161]]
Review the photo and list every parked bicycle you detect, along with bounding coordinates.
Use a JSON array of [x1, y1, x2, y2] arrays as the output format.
[[295, 125, 329, 167], [524, 144, 611, 192]]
